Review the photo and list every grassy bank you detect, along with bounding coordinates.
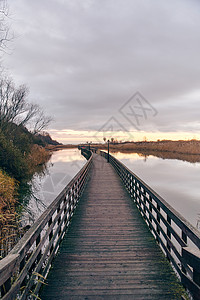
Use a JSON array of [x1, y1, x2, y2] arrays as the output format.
[[95, 140, 200, 155], [0, 170, 19, 257], [45, 144, 77, 151], [110, 149, 200, 164], [0, 124, 55, 257], [0, 144, 52, 257]]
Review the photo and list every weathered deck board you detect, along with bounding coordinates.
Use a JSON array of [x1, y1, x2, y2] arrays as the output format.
[[40, 154, 186, 299]]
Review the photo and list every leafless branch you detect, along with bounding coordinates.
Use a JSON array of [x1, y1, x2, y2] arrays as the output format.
[[0, 76, 52, 133], [0, 0, 13, 53]]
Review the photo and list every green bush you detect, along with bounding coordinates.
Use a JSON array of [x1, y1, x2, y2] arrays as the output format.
[[0, 129, 29, 180]]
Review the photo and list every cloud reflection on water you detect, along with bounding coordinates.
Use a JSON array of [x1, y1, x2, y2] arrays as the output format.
[[22, 149, 86, 224]]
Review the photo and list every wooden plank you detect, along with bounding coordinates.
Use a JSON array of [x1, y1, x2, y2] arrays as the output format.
[[40, 154, 187, 299]]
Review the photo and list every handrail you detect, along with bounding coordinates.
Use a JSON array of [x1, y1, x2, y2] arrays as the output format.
[[0, 153, 93, 300], [100, 150, 200, 300], [79, 147, 92, 160]]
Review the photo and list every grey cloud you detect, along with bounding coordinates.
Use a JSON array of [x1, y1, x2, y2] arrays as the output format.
[[4, 0, 200, 134]]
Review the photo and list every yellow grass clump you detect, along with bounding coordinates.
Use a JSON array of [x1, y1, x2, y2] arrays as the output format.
[[0, 170, 19, 257], [26, 144, 52, 174]]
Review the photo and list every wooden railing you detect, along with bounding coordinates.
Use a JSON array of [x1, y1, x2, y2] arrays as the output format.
[[0, 154, 93, 300], [100, 150, 200, 300], [79, 147, 92, 160], [78, 145, 97, 156]]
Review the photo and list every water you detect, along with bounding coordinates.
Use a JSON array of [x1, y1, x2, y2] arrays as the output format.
[[110, 151, 200, 229], [22, 148, 200, 229], [22, 148, 86, 224]]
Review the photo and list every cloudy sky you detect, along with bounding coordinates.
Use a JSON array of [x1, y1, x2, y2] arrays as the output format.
[[3, 0, 200, 143]]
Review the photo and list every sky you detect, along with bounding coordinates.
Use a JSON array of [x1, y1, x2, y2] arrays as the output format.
[[3, 0, 200, 144]]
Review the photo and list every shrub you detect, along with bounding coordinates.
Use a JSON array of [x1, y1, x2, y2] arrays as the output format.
[[0, 169, 19, 257], [26, 144, 52, 174], [0, 129, 29, 180]]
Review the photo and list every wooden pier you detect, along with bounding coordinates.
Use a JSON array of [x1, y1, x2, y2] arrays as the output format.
[[0, 149, 200, 299], [40, 154, 186, 299]]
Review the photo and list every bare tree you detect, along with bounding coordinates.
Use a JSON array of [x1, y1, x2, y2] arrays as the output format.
[[32, 111, 52, 134], [0, 76, 52, 133], [0, 77, 28, 126], [19, 103, 40, 127], [0, 0, 12, 52]]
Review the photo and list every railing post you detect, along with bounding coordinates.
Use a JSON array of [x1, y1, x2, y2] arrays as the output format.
[[68, 193, 72, 220], [182, 247, 200, 294], [19, 255, 28, 290], [143, 192, 147, 220], [149, 196, 153, 231], [57, 205, 61, 238], [166, 215, 171, 261], [182, 231, 187, 274], [1, 277, 11, 297], [107, 140, 110, 163], [36, 233, 42, 276], [64, 194, 68, 224], [156, 204, 160, 243], [48, 217, 53, 254], [137, 184, 143, 213], [71, 189, 75, 213], [36, 234, 42, 263]]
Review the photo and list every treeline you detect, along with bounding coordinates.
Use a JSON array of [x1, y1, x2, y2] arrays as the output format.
[[0, 80, 61, 257], [0, 77, 56, 181], [0, 77, 56, 254]]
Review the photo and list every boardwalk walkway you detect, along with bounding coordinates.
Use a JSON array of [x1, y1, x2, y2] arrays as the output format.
[[40, 154, 186, 299]]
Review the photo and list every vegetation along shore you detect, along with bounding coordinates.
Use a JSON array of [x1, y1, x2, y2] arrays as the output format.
[[0, 77, 62, 257], [92, 139, 200, 156]]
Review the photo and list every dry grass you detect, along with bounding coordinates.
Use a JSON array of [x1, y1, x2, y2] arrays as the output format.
[[45, 144, 77, 151], [0, 170, 20, 258], [95, 140, 200, 155], [0, 145, 52, 258], [26, 144, 52, 174]]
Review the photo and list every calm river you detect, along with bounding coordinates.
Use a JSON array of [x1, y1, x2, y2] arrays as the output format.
[[23, 149, 200, 230], [22, 148, 86, 224], [110, 151, 200, 229]]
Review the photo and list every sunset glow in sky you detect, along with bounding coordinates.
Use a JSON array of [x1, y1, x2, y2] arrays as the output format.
[[49, 129, 200, 144]]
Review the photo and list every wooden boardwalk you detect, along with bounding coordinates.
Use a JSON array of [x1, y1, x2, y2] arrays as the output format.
[[40, 154, 186, 299]]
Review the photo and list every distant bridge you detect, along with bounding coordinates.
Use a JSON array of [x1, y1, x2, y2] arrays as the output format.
[[0, 147, 200, 299]]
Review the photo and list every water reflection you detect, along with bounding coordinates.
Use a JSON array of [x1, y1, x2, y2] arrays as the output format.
[[110, 151, 149, 162], [110, 149, 200, 163], [110, 151, 200, 229], [21, 149, 200, 230], [22, 149, 86, 225], [51, 150, 85, 163]]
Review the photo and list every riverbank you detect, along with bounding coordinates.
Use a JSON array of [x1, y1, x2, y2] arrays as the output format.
[[94, 140, 200, 156], [0, 144, 52, 258], [110, 149, 200, 164], [46, 144, 77, 151]]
